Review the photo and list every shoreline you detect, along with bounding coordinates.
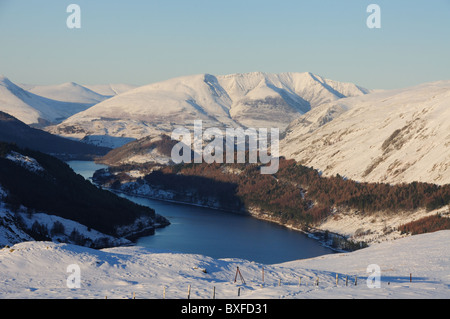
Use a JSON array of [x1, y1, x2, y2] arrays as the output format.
[[103, 186, 349, 253]]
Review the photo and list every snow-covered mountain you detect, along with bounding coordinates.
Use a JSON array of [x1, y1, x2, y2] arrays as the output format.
[[19, 82, 137, 103], [49, 72, 369, 144], [1, 76, 136, 127], [280, 80, 450, 185], [21, 82, 110, 105], [0, 76, 93, 126]]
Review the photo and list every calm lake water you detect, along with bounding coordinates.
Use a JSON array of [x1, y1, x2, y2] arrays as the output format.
[[67, 160, 335, 264]]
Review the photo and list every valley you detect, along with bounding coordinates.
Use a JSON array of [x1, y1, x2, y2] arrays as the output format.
[[2, 0, 449, 300], [91, 156, 450, 250], [0, 72, 449, 297], [2, 71, 448, 251]]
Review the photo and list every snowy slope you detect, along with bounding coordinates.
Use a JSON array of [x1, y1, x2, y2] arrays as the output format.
[[18, 82, 136, 103], [0, 230, 449, 299], [0, 76, 92, 125], [0, 208, 130, 249], [23, 82, 110, 105], [0, 184, 34, 245], [281, 80, 450, 185], [49, 72, 369, 144], [97, 135, 176, 166], [82, 83, 137, 97]]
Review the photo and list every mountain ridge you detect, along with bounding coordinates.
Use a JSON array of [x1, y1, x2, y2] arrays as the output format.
[[48, 72, 370, 144], [280, 80, 450, 185], [0, 76, 92, 126], [0, 75, 136, 126]]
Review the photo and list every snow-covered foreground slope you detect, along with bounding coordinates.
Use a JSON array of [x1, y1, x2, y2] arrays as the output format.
[[281, 80, 450, 185], [1, 230, 449, 299], [49, 72, 369, 144]]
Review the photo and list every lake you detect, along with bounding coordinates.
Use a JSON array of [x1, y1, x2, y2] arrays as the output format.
[[67, 160, 335, 264]]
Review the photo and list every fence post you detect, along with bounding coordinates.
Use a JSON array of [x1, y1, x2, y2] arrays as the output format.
[[213, 286, 216, 299], [188, 285, 191, 299], [336, 274, 339, 286], [234, 267, 245, 284]]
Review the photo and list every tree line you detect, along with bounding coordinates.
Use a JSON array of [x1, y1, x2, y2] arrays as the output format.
[[139, 157, 450, 229]]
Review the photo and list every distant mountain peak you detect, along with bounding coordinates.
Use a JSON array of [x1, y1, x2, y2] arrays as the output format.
[[0, 75, 16, 88]]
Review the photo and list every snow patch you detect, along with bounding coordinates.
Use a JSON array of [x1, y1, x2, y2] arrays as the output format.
[[0, 184, 6, 200], [6, 151, 44, 173], [19, 212, 131, 247]]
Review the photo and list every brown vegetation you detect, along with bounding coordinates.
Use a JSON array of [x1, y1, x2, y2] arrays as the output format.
[[399, 214, 450, 235], [100, 156, 450, 234]]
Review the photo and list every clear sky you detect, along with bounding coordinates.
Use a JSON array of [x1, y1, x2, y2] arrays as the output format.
[[0, 0, 449, 90]]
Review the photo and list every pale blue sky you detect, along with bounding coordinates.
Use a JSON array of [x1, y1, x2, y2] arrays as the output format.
[[0, 0, 449, 89]]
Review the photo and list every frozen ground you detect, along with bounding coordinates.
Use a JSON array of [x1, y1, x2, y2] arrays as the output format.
[[0, 230, 449, 299]]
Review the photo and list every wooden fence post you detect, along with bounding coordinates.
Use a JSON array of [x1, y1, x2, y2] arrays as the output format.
[[234, 267, 246, 284]]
